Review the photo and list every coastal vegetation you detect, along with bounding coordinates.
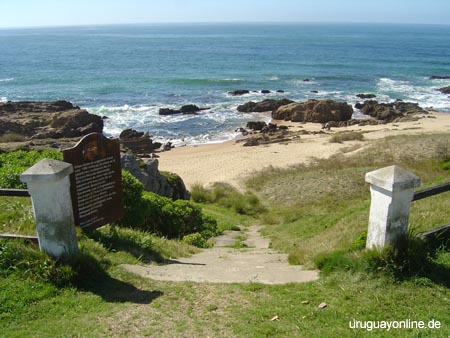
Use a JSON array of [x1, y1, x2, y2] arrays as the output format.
[[1, 132, 450, 337]]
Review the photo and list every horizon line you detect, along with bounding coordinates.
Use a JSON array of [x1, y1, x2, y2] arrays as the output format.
[[1, 20, 449, 30]]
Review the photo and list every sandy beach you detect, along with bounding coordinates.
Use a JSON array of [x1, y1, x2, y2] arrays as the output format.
[[158, 111, 450, 188]]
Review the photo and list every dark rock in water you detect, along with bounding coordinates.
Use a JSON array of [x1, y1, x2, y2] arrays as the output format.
[[246, 121, 267, 131], [0, 100, 103, 139], [180, 104, 200, 114], [261, 90, 271, 94], [272, 99, 353, 123], [310, 90, 319, 94], [430, 76, 450, 80], [121, 153, 190, 200], [159, 108, 181, 115], [228, 89, 250, 96], [276, 90, 285, 93], [303, 78, 310, 82], [438, 86, 450, 94], [357, 100, 428, 122], [354, 102, 364, 109], [237, 98, 294, 113], [160, 104, 208, 115], [356, 93, 376, 99]]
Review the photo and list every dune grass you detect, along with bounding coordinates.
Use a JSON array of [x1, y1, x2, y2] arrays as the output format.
[[246, 133, 450, 269]]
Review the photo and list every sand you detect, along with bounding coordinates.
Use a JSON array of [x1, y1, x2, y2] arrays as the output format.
[[158, 112, 450, 188]]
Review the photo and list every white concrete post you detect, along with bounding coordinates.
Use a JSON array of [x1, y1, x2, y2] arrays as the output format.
[[365, 165, 420, 250], [20, 158, 79, 258]]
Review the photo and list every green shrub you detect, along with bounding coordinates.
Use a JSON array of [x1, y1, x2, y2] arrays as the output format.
[[182, 232, 211, 248], [118, 170, 147, 228], [160, 171, 187, 200], [0, 150, 62, 189], [117, 171, 218, 240]]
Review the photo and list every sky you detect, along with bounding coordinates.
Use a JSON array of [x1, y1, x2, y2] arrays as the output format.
[[0, 0, 449, 28]]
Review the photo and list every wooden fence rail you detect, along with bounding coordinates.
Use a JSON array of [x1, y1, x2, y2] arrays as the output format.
[[0, 189, 30, 197], [412, 182, 450, 202]]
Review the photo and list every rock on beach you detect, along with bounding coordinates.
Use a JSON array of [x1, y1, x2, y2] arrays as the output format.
[[0, 100, 103, 139]]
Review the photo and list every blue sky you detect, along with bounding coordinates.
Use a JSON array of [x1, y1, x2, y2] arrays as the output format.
[[0, 0, 449, 28]]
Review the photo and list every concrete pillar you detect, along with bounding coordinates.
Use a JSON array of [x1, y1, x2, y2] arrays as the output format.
[[20, 158, 79, 258], [365, 165, 420, 250]]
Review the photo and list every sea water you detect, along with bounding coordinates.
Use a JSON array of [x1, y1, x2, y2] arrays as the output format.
[[1, 23, 449, 144]]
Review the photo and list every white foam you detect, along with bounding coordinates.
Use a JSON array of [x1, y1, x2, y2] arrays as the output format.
[[291, 78, 316, 86], [0, 78, 14, 83], [0, 97, 7, 103], [377, 77, 450, 112]]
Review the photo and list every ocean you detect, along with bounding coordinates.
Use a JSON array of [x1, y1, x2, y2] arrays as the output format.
[[1, 23, 450, 145]]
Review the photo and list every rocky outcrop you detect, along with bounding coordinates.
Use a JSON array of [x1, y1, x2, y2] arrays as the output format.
[[237, 99, 294, 113], [0, 100, 103, 139], [272, 99, 353, 123], [119, 128, 161, 154], [438, 86, 450, 94], [356, 100, 428, 122], [121, 153, 190, 200]]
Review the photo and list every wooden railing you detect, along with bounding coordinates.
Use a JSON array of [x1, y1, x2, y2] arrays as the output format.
[[0, 188, 30, 197], [0, 188, 37, 242], [413, 182, 450, 240], [412, 182, 450, 201]]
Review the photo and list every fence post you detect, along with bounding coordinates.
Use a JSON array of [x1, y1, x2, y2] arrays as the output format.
[[20, 158, 79, 258], [365, 165, 420, 250]]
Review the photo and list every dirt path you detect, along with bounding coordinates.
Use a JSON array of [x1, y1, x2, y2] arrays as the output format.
[[121, 226, 319, 285]]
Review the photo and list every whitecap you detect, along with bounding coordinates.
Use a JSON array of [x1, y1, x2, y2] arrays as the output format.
[[0, 78, 14, 82], [0, 97, 7, 103]]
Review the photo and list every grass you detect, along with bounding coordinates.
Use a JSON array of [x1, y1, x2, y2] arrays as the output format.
[[0, 196, 35, 235], [0, 133, 26, 143], [191, 182, 266, 217], [329, 131, 364, 143], [247, 133, 450, 266], [1, 132, 450, 337]]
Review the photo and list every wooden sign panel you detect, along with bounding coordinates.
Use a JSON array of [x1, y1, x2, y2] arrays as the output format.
[[63, 133, 123, 229]]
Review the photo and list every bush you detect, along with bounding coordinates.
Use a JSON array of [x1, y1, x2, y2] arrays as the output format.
[[118, 170, 147, 227], [117, 170, 218, 240], [160, 171, 188, 200], [182, 232, 211, 248], [0, 150, 62, 188]]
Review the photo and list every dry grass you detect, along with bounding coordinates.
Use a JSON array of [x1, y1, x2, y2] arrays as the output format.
[[0, 133, 26, 143], [329, 131, 364, 143]]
